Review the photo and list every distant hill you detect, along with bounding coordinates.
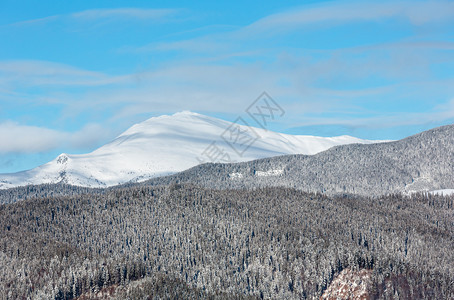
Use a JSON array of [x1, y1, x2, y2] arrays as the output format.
[[142, 124, 454, 196]]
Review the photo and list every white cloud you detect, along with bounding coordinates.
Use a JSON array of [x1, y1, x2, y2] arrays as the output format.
[[0, 122, 65, 153], [0, 121, 113, 154]]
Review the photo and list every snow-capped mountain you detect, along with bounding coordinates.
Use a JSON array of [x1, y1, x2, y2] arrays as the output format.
[[0, 111, 384, 189]]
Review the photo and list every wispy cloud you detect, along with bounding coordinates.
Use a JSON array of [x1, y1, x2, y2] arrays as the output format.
[[123, 1, 454, 61], [3, 42, 452, 129], [288, 97, 454, 128], [3, 7, 179, 28], [242, 1, 454, 35], [0, 60, 128, 87], [128, 39, 230, 54], [71, 8, 177, 20], [4, 15, 60, 27]]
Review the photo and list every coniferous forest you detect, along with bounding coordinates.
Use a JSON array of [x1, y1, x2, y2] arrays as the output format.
[[1, 184, 453, 299]]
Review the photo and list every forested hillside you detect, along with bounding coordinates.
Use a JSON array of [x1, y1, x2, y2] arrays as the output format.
[[1, 184, 453, 299], [142, 124, 454, 196], [0, 183, 105, 205]]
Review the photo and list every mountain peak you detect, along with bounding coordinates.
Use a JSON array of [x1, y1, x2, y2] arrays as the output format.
[[56, 153, 69, 165], [136, 111, 209, 127]]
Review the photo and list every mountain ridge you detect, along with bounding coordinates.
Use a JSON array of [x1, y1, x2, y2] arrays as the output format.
[[0, 111, 383, 189], [140, 123, 454, 196]]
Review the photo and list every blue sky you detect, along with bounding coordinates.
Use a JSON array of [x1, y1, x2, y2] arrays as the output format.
[[0, 0, 453, 173]]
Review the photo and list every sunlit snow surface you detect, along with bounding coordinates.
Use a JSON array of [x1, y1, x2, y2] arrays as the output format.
[[429, 189, 454, 196], [0, 111, 386, 189]]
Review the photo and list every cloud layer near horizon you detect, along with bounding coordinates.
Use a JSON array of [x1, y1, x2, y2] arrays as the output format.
[[0, 121, 111, 153]]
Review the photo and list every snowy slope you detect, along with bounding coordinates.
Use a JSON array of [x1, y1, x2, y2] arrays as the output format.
[[0, 111, 385, 189]]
